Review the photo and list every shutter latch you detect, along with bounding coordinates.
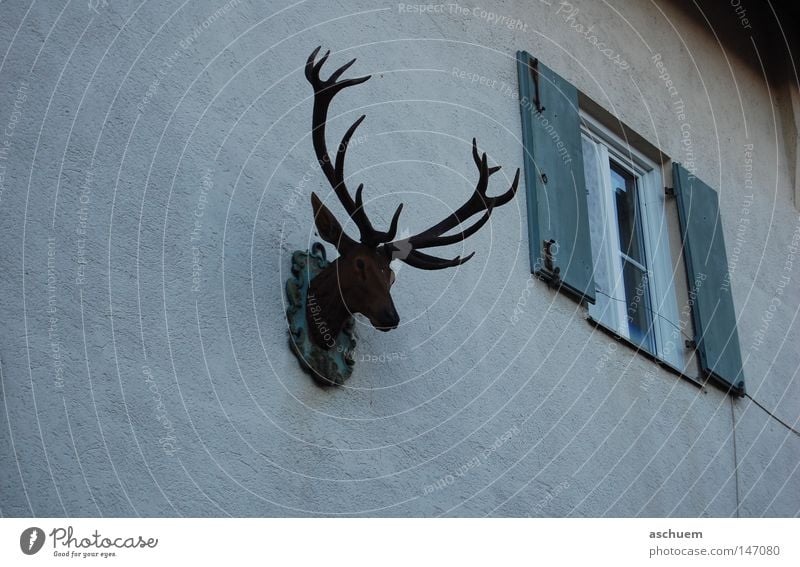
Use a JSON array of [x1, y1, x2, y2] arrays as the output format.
[[537, 238, 562, 288]]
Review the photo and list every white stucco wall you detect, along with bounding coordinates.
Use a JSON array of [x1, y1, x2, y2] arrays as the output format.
[[0, 0, 797, 517]]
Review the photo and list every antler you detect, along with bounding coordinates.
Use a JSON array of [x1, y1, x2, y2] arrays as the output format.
[[305, 46, 403, 248], [383, 138, 520, 270]]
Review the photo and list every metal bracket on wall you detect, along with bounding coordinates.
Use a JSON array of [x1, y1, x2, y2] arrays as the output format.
[[664, 186, 676, 197], [527, 57, 545, 113], [536, 238, 562, 288]]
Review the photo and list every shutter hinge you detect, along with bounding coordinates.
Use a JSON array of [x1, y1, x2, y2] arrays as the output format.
[[527, 57, 545, 113], [685, 339, 697, 350], [664, 186, 676, 197]]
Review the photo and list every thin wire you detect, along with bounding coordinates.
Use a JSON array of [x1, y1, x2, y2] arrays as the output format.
[[743, 394, 800, 438], [591, 291, 800, 439]]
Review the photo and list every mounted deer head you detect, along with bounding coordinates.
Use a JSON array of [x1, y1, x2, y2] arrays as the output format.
[[304, 47, 519, 349]]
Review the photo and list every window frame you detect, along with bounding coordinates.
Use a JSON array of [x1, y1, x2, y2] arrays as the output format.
[[579, 112, 683, 368], [516, 49, 743, 394]]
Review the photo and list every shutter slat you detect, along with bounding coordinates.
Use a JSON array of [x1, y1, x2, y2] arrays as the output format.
[[673, 164, 746, 395], [516, 51, 595, 303]]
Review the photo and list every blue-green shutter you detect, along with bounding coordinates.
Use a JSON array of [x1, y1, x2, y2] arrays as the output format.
[[673, 164, 745, 395], [516, 51, 595, 304]]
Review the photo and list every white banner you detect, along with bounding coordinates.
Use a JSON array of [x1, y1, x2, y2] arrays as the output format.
[[1, 518, 797, 566]]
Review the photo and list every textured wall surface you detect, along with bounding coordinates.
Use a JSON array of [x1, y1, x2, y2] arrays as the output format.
[[0, 0, 797, 517]]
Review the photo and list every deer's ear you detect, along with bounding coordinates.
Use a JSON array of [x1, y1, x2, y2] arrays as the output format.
[[311, 192, 355, 252]]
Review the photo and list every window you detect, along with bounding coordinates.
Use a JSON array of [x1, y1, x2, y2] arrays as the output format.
[[580, 115, 682, 368], [516, 50, 745, 395]]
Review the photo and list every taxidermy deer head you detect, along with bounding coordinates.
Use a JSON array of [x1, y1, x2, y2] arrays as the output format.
[[304, 47, 519, 349]]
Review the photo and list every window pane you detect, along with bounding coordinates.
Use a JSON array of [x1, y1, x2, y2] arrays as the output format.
[[611, 163, 645, 264], [622, 259, 654, 352]]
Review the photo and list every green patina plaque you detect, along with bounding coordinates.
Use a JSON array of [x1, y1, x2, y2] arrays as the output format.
[[286, 243, 357, 386]]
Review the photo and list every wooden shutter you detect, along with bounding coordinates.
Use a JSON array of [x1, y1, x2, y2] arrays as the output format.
[[516, 51, 595, 304], [673, 164, 746, 395]]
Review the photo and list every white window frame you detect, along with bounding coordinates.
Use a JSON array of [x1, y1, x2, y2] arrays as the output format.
[[580, 112, 682, 368]]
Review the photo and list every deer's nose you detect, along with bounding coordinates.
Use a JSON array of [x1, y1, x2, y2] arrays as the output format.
[[376, 305, 400, 331]]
